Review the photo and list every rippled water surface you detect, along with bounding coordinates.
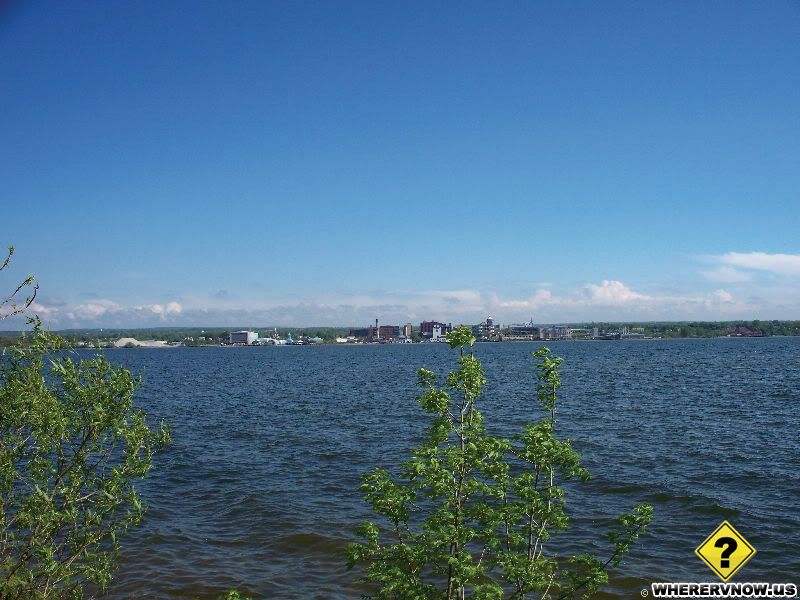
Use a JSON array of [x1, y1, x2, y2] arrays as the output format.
[[98, 338, 800, 598]]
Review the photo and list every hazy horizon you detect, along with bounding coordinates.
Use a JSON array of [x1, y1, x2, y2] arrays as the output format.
[[1, 317, 796, 336]]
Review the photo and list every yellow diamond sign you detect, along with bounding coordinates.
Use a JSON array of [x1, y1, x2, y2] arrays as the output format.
[[695, 520, 756, 582]]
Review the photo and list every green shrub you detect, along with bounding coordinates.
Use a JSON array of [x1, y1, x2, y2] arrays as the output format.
[[0, 323, 170, 599], [348, 326, 652, 599]]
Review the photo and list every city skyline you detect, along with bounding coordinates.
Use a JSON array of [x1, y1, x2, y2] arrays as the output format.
[[2, 2, 799, 328]]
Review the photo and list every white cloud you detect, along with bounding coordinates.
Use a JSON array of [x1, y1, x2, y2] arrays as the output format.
[[18, 299, 185, 327], [716, 252, 800, 277], [492, 289, 554, 310], [582, 280, 649, 304], [712, 289, 734, 303], [489, 282, 757, 322], [28, 302, 55, 316], [11, 275, 798, 329], [72, 299, 122, 318], [149, 302, 183, 318]]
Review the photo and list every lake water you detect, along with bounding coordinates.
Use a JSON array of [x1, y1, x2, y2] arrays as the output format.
[[97, 338, 800, 598]]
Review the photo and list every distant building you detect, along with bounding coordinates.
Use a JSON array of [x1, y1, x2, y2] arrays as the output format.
[[229, 330, 258, 345], [431, 323, 447, 342], [568, 328, 591, 339], [727, 324, 761, 337], [509, 319, 538, 337], [420, 321, 452, 338], [539, 326, 571, 341], [620, 326, 644, 339], [472, 315, 498, 340], [351, 322, 402, 341], [368, 325, 400, 340], [402, 323, 413, 338]]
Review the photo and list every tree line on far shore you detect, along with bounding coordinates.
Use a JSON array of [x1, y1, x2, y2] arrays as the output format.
[[4, 319, 800, 349]]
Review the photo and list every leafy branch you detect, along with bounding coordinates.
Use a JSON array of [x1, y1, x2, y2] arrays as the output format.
[[0, 323, 171, 599], [348, 326, 652, 599], [0, 246, 38, 321]]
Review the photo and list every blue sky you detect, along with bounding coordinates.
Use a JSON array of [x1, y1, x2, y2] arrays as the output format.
[[2, 1, 799, 327]]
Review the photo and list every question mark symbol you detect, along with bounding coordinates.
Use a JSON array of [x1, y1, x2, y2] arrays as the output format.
[[714, 537, 738, 569]]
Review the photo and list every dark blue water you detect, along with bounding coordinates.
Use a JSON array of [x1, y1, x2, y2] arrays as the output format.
[[98, 338, 800, 598]]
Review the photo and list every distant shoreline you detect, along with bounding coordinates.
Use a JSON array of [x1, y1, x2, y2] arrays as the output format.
[[3, 320, 797, 349], [94, 335, 796, 349]]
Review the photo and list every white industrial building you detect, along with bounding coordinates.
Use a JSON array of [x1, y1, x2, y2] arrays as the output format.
[[229, 330, 258, 345]]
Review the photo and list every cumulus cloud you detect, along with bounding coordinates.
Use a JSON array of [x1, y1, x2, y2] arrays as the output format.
[[73, 299, 122, 318], [582, 280, 650, 303], [149, 302, 183, 318], [494, 282, 756, 321], [18, 299, 185, 327], [12, 278, 777, 329], [28, 302, 55, 316]]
